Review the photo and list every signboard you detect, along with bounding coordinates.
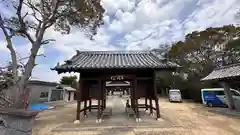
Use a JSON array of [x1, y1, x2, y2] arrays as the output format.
[[110, 75, 124, 81]]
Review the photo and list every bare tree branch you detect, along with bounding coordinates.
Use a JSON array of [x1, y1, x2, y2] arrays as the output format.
[[18, 54, 46, 62], [41, 39, 56, 44], [16, 0, 34, 44], [22, 12, 28, 19]]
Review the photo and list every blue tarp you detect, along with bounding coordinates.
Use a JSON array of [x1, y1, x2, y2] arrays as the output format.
[[28, 103, 49, 111]]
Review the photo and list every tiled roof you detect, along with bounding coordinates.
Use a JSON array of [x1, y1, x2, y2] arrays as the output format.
[[201, 63, 240, 81], [53, 51, 179, 71]]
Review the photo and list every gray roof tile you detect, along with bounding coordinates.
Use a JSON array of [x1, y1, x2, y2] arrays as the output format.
[[53, 51, 179, 71], [202, 63, 240, 81]]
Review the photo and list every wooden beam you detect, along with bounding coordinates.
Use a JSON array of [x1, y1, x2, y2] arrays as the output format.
[[149, 106, 156, 110], [91, 105, 104, 109], [80, 106, 90, 113]]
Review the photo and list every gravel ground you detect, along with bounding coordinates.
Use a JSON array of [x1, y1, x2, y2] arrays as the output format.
[[33, 96, 240, 135]]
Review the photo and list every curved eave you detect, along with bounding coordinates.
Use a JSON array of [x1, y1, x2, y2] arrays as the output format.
[[201, 76, 240, 82], [51, 65, 179, 74]]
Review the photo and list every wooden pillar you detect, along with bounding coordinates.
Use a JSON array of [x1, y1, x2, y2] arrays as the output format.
[[130, 81, 135, 109], [76, 74, 82, 121], [220, 82, 236, 110], [84, 100, 87, 116], [89, 98, 92, 112], [134, 78, 140, 119], [76, 100, 81, 120], [103, 85, 106, 109], [83, 82, 87, 116], [130, 89, 134, 108], [101, 80, 105, 110], [153, 71, 160, 119], [135, 98, 140, 118], [149, 98, 153, 114], [103, 99, 106, 109], [97, 98, 101, 119], [97, 79, 102, 120]]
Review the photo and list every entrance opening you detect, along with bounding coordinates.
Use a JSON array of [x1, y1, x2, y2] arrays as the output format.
[[104, 80, 132, 122], [105, 81, 131, 96]]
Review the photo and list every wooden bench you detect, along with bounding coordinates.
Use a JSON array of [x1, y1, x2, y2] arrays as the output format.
[[102, 108, 112, 118], [126, 107, 135, 118]]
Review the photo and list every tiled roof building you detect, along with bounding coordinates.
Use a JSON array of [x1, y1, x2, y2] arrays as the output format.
[[52, 50, 180, 122], [202, 63, 240, 81], [53, 51, 179, 72]]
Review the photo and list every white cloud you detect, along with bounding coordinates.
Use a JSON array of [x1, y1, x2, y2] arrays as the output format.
[[101, 0, 135, 15], [183, 0, 240, 33], [0, 0, 240, 82], [0, 41, 8, 52], [103, 15, 110, 24]]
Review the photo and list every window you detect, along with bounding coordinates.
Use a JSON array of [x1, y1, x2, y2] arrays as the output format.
[[40, 92, 48, 98], [215, 91, 225, 96], [204, 91, 225, 96], [170, 91, 180, 95], [231, 90, 240, 96]]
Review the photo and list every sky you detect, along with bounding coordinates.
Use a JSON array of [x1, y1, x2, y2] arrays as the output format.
[[0, 0, 239, 82]]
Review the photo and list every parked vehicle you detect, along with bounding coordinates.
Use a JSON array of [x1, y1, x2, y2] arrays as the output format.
[[201, 88, 240, 107], [169, 89, 182, 102]]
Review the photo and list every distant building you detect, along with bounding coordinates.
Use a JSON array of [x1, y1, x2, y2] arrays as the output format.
[[27, 80, 76, 104]]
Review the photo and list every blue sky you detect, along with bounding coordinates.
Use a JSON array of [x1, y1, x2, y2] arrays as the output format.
[[0, 0, 239, 82]]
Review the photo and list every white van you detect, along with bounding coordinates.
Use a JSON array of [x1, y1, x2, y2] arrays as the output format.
[[169, 89, 182, 102]]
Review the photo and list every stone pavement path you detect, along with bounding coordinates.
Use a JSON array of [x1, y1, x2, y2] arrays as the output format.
[[105, 93, 133, 123]]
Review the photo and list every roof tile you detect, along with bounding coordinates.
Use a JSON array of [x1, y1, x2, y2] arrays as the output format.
[[53, 51, 179, 71], [202, 63, 240, 81]]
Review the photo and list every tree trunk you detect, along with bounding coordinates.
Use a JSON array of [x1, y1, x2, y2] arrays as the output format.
[[220, 82, 236, 110], [10, 27, 45, 109], [0, 15, 18, 82]]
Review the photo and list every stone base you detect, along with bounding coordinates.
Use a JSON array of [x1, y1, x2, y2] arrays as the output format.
[[73, 120, 80, 124], [156, 118, 164, 122], [96, 119, 102, 123], [150, 113, 155, 117], [0, 108, 38, 135], [135, 118, 142, 122]]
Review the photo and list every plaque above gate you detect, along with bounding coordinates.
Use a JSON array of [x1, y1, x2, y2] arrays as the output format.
[[110, 75, 124, 80]]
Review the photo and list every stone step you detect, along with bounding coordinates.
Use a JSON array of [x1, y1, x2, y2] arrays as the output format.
[[52, 127, 187, 135]]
